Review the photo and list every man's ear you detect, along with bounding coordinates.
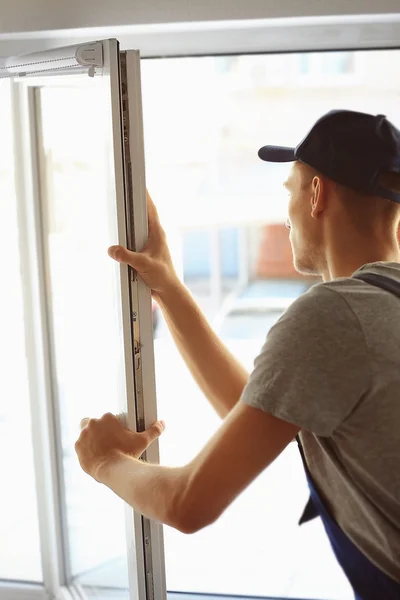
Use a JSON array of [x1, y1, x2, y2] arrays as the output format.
[[310, 175, 325, 218]]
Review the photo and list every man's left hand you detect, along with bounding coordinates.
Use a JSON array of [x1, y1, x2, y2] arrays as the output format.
[[75, 412, 165, 482]]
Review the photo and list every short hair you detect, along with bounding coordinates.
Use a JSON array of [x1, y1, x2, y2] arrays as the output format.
[[379, 171, 400, 195], [299, 163, 400, 231], [300, 161, 400, 197], [336, 171, 400, 232]]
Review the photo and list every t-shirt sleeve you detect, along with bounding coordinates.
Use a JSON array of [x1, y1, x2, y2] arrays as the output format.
[[240, 284, 371, 437]]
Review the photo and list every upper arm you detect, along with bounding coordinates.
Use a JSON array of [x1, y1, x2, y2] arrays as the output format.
[[178, 401, 299, 533]]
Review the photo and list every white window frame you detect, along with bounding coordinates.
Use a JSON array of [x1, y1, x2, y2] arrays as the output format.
[[1, 13, 400, 58], [10, 79, 66, 600], [0, 583, 49, 600], [4, 39, 165, 600], [117, 13, 400, 57]]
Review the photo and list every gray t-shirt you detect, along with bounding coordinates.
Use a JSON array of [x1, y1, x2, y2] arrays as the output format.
[[241, 261, 400, 582]]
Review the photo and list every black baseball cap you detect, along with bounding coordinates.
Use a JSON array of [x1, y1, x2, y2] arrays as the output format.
[[258, 109, 400, 203]]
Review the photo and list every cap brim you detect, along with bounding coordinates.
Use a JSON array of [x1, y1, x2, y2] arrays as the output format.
[[258, 145, 296, 162]]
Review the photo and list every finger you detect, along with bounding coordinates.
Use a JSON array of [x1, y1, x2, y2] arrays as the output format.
[[101, 411, 119, 422], [141, 420, 166, 446], [99, 412, 126, 430], [108, 245, 149, 270], [80, 417, 90, 430], [114, 412, 127, 428], [146, 191, 163, 237], [108, 245, 134, 263], [146, 190, 160, 223]]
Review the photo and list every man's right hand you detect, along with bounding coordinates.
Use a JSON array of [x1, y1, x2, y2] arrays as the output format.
[[108, 191, 178, 297]]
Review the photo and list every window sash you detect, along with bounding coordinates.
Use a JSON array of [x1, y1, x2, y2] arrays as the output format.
[[7, 39, 164, 600]]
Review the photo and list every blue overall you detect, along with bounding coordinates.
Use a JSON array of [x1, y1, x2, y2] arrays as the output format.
[[297, 273, 400, 600]]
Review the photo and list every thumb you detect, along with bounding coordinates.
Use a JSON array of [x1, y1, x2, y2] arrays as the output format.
[[141, 420, 166, 446], [108, 245, 148, 270]]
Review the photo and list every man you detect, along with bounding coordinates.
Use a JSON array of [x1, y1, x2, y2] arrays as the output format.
[[75, 110, 400, 599]]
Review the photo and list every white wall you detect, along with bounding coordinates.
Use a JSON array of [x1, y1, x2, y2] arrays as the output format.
[[1, 0, 400, 36]]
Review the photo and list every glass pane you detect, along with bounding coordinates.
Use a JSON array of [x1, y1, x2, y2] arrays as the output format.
[[142, 49, 400, 600], [37, 84, 130, 598], [0, 81, 43, 582]]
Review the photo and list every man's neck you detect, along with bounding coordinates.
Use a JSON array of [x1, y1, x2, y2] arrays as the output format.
[[322, 240, 400, 282]]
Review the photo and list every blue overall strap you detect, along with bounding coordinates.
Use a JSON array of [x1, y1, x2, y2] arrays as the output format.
[[298, 270, 400, 527], [353, 272, 400, 297], [297, 271, 400, 598], [297, 438, 400, 600]]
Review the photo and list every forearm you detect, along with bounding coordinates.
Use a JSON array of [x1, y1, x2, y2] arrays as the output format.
[[156, 280, 249, 418], [99, 454, 191, 532]]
